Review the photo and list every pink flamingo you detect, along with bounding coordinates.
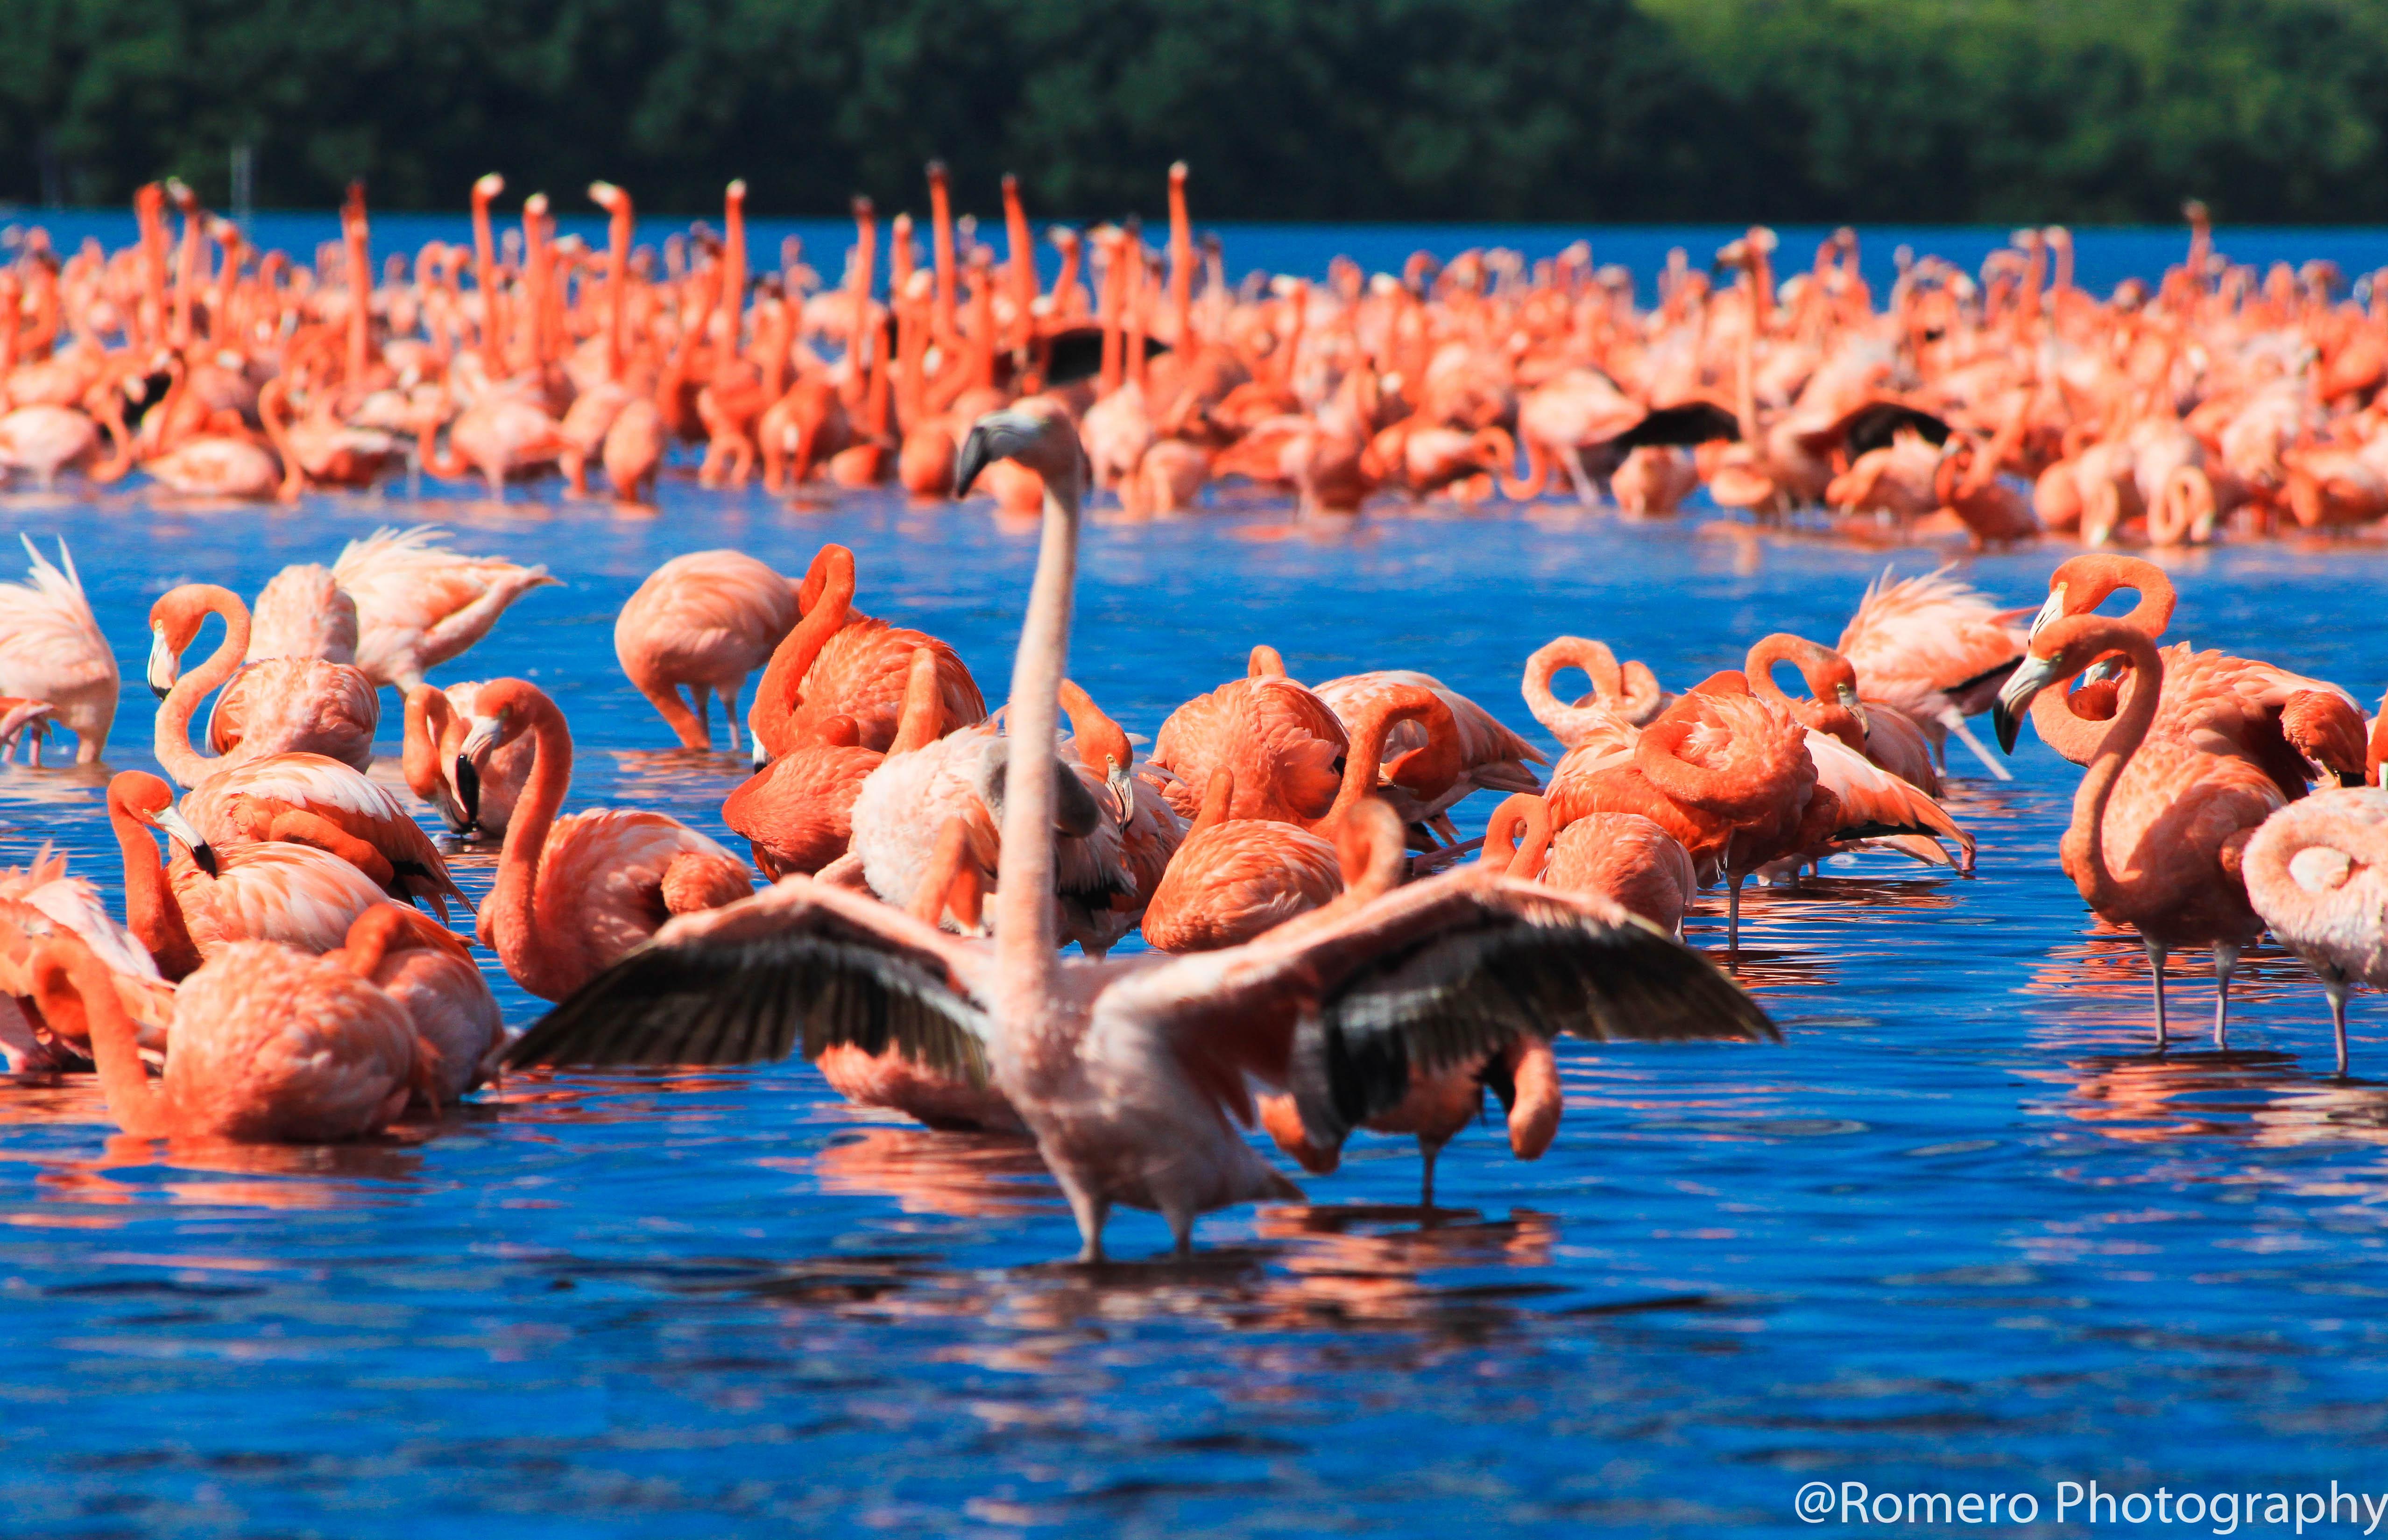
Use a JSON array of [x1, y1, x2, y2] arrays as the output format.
[[0, 536, 116, 763], [177, 752, 466, 918], [150, 584, 378, 780], [1150, 646, 1350, 825], [332, 525, 554, 692], [1995, 615, 2285, 1046], [615, 550, 798, 751], [1835, 567, 2027, 779], [31, 925, 420, 1142], [248, 563, 358, 664], [335, 903, 505, 1105], [2242, 788, 2388, 1075], [107, 771, 391, 980], [404, 683, 530, 837], [0, 848, 173, 1072], [508, 403, 1775, 1260], [1521, 636, 1672, 748], [1310, 668, 1543, 844], [1494, 793, 1698, 938], [459, 679, 754, 1000], [724, 648, 949, 879]]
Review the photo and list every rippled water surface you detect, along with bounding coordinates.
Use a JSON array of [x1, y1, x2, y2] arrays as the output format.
[[3, 483, 2388, 1537]]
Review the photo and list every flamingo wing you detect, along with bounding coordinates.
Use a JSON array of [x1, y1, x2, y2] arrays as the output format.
[[1096, 869, 1775, 1139], [505, 876, 993, 1075], [1802, 729, 1975, 866]]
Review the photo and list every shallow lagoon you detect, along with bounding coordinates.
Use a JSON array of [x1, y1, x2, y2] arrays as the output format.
[[0, 480, 2385, 1536]]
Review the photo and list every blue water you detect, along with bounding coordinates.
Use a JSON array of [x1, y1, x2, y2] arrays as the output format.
[[1, 481, 2387, 1537], [14, 207, 2387, 303]]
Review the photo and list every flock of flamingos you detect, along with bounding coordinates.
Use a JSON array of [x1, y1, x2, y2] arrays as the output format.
[[0, 170, 2378, 1260]]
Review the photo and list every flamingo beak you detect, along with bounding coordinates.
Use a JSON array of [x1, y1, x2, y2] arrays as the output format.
[[1837, 682, 1869, 730], [1107, 757, 1135, 825], [1993, 652, 2061, 754], [953, 424, 996, 498], [151, 805, 217, 876], [146, 625, 178, 698], [452, 754, 482, 831], [459, 713, 505, 765]]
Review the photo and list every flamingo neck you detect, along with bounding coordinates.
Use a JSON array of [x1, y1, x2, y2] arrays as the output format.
[[490, 699, 572, 994], [34, 941, 169, 1136], [403, 687, 459, 814], [2063, 628, 2163, 913], [107, 790, 200, 979], [155, 588, 247, 787], [1523, 638, 1623, 730], [751, 553, 855, 757], [1320, 694, 1435, 826], [994, 463, 1080, 1014], [886, 650, 946, 756], [1189, 769, 1234, 836]]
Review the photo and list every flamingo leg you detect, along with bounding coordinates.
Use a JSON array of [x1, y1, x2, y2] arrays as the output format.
[[1561, 444, 1597, 507], [2146, 938, 2169, 1048], [2327, 976, 2352, 1077], [1418, 1138, 1440, 1212], [2212, 941, 2242, 1048], [715, 684, 744, 754], [1726, 872, 1745, 956], [1939, 706, 2014, 782], [1058, 1173, 1109, 1264]]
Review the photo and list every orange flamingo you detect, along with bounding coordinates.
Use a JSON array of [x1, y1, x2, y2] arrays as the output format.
[[1834, 567, 2026, 780], [1310, 668, 1543, 844], [459, 679, 754, 1000], [177, 752, 466, 918], [510, 403, 1776, 1258], [402, 682, 529, 837], [1150, 645, 1350, 825], [1995, 615, 2284, 1046], [107, 771, 390, 980], [0, 848, 173, 1072], [724, 648, 949, 879], [248, 562, 358, 664], [1494, 792, 1698, 938], [335, 903, 505, 1105], [614, 550, 798, 752], [1521, 636, 1671, 748], [32, 924, 420, 1141]]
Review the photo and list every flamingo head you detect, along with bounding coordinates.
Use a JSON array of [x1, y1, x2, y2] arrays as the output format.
[[146, 586, 223, 696], [953, 402, 1084, 502], [1995, 614, 2134, 754]]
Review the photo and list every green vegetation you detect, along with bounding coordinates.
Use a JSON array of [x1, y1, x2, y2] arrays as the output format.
[[2, 0, 2384, 220]]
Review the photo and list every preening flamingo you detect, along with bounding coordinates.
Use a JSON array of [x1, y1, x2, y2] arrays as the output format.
[[32, 926, 420, 1142], [2242, 788, 2388, 1076], [332, 525, 555, 692], [1309, 668, 1543, 845], [335, 903, 505, 1105], [177, 752, 467, 917], [1493, 792, 1698, 939], [403, 682, 530, 837], [1835, 567, 2026, 780], [248, 563, 359, 664], [1521, 636, 1671, 748], [1995, 615, 2284, 1046], [1150, 647, 1349, 825], [615, 549, 798, 751], [107, 771, 392, 980], [509, 402, 1776, 1261], [746, 543, 985, 767], [459, 678, 754, 1001], [0, 536, 117, 763]]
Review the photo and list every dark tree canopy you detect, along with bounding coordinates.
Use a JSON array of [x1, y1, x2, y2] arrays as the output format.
[[2, 0, 2384, 221]]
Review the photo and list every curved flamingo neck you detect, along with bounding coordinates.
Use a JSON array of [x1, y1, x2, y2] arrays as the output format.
[[106, 780, 200, 979], [752, 548, 856, 756], [1523, 638, 1624, 729], [1334, 802, 1405, 900], [1634, 674, 1778, 818], [490, 694, 573, 994], [33, 940, 169, 1135], [403, 687, 457, 808], [994, 457, 1081, 1015], [1320, 692, 1443, 827], [1745, 633, 1864, 750], [1248, 644, 1286, 678], [2055, 554, 2177, 636], [2054, 625, 2162, 912], [1189, 768, 1234, 836], [155, 586, 248, 787], [1484, 793, 1551, 879], [887, 651, 946, 756]]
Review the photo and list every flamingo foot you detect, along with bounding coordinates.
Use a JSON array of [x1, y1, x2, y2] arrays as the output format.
[[2146, 938, 2170, 1049], [2328, 977, 2352, 1078], [2212, 941, 2241, 1049]]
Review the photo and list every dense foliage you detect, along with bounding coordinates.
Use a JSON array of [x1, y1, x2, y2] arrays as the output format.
[[1, 0, 2384, 221]]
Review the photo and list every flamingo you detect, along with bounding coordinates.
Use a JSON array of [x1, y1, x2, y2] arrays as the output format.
[[0, 696, 55, 764], [1140, 686, 1462, 952], [1053, 680, 1188, 957], [1492, 792, 1698, 939], [1150, 646, 1349, 825], [508, 402, 1776, 1261], [0, 536, 116, 763], [403, 682, 529, 838], [417, 391, 571, 496], [29, 924, 420, 1142], [2243, 788, 2388, 1075], [0, 848, 173, 1072], [1995, 615, 2285, 1046], [336, 903, 505, 1105], [1746, 632, 1944, 794], [150, 584, 378, 781], [1309, 668, 1543, 845], [746, 544, 985, 767], [1834, 566, 2026, 780], [107, 771, 392, 980], [0, 402, 125, 487], [141, 432, 281, 500], [332, 525, 555, 692], [614, 550, 798, 751], [458, 679, 754, 1001], [177, 752, 467, 918]]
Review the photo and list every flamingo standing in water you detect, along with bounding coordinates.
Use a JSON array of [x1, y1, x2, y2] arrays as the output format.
[[2241, 788, 2388, 1076], [0, 536, 116, 763], [336, 904, 505, 1104], [149, 584, 378, 778], [614, 549, 799, 751], [28, 923, 421, 1142], [177, 753, 467, 917], [106, 771, 391, 979], [1150, 647, 1349, 825], [458, 679, 755, 1000], [1995, 615, 2285, 1046], [509, 403, 1776, 1260], [1834, 567, 2026, 779], [248, 563, 358, 664], [1309, 667, 1543, 846], [1492, 792, 1698, 939], [332, 525, 555, 692]]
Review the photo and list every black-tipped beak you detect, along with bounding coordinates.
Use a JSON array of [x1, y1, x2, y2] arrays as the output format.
[[952, 425, 993, 499], [1992, 700, 2021, 755], [149, 680, 170, 700], [1993, 653, 2058, 755], [191, 841, 219, 877], [454, 754, 481, 829]]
